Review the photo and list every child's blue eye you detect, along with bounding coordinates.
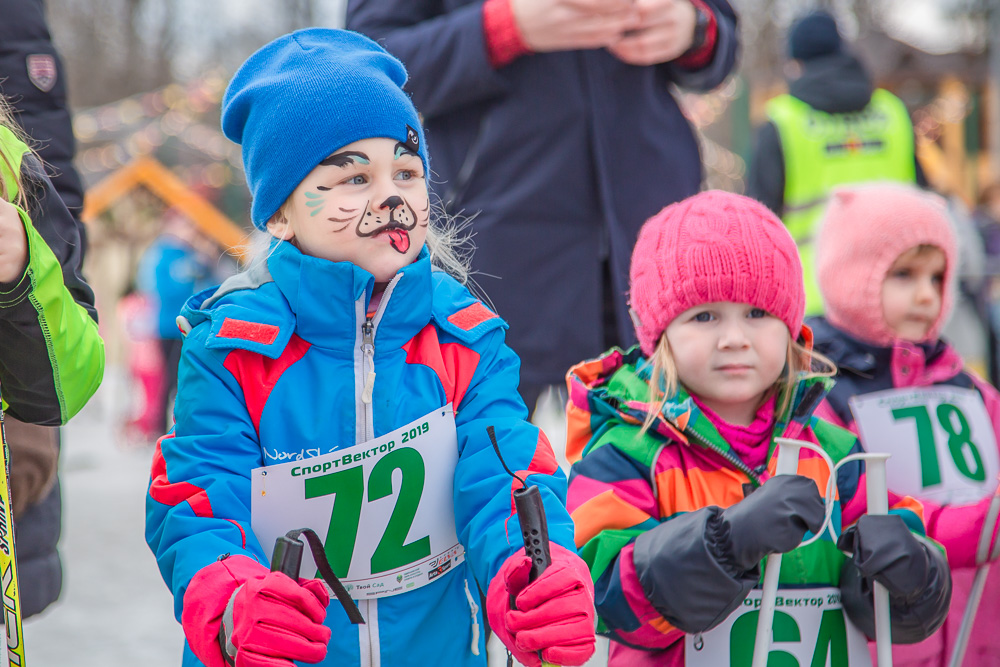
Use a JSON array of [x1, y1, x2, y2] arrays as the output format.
[[748, 308, 767, 319], [395, 169, 423, 182], [346, 175, 367, 185], [693, 312, 713, 323]]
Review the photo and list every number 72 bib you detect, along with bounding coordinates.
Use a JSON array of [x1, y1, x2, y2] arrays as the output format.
[[250, 406, 465, 599], [850, 387, 1000, 504]]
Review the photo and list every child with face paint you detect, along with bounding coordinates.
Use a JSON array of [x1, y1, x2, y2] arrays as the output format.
[[145, 29, 596, 667], [810, 183, 1000, 667], [564, 190, 951, 666]]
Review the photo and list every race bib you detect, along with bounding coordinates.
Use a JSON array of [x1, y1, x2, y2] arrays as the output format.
[[685, 588, 870, 667], [850, 387, 1000, 504], [251, 406, 465, 599]]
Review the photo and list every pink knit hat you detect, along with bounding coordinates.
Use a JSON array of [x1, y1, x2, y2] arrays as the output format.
[[630, 190, 805, 356], [815, 183, 956, 347]]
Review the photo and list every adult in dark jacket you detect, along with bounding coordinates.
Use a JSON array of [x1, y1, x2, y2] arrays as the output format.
[[0, 0, 102, 619], [0, 0, 84, 218], [347, 0, 739, 409]]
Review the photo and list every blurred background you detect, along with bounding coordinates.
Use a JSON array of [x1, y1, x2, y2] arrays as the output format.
[[12, 0, 1000, 664]]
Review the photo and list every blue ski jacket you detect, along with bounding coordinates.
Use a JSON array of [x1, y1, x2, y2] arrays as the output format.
[[145, 240, 574, 667]]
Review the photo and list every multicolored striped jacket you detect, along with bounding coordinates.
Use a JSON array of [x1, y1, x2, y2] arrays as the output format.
[[565, 346, 928, 665]]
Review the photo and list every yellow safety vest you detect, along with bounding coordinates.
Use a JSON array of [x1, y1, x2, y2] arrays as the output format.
[[766, 89, 917, 313]]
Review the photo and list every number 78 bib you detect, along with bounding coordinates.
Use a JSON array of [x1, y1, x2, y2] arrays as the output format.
[[250, 406, 465, 599], [849, 387, 1000, 504]]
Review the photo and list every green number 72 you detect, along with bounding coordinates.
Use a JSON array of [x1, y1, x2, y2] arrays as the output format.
[[304, 447, 431, 578]]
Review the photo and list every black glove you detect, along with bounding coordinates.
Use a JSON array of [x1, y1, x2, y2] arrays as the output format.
[[838, 514, 952, 643], [721, 475, 826, 570]]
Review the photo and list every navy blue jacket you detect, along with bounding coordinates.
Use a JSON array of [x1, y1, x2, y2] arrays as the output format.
[[0, 0, 84, 217], [346, 1, 739, 404]]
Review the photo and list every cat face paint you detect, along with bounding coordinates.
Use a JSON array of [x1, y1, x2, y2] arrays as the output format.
[[271, 137, 429, 283]]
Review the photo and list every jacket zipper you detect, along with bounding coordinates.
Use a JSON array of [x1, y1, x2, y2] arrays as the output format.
[[683, 425, 763, 487], [360, 318, 375, 440], [354, 276, 402, 667]]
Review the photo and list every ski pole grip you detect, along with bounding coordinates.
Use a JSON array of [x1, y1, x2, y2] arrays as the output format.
[[514, 484, 552, 581], [271, 535, 304, 579], [513, 484, 559, 667]]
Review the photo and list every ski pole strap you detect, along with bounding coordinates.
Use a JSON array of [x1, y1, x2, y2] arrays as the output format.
[[282, 528, 365, 625]]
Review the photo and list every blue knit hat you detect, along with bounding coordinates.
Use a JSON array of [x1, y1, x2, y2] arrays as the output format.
[[222, 28, 428, 229], [788, 10, 842, 61]]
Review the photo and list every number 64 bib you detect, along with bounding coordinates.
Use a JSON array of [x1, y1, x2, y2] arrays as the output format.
[[684, 588, 871, 667], [251, 406, 465, 599], [850, 387, 1000, 504]]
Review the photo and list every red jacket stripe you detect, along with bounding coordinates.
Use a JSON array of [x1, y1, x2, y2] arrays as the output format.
[[149, 434, 213, 518], [223, 334, 311, 434], [447, 302, 497, 331], [217, 318, 280, 345], [403, 324, 480, 408]]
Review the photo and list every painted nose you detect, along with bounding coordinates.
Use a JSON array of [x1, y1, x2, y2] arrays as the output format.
[[380, 195, 404, 211]]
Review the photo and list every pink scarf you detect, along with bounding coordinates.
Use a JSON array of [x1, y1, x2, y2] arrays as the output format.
[[692, 395, 777, 470]]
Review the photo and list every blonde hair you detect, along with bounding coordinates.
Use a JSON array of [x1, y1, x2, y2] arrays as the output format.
[[0, 97, 34, 210], [640, 331, 837, 435]]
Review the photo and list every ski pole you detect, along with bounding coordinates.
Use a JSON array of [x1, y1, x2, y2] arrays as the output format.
[[752, 438, 834, 667], [948, 480, 1000, 667], [488, 426, 559, 667], [860, 453, 893, 667], [0, 405, 26, 667]]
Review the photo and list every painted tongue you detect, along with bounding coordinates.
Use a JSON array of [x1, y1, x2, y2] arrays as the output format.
[[387, 229, 410, 254]]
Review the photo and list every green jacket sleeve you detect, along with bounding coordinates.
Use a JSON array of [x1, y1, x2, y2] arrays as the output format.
[[0, 152, 104, 425]]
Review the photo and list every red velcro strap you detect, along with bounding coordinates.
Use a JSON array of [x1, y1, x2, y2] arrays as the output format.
[[447, 302, 497, 332], [217, 318, 279, 345]]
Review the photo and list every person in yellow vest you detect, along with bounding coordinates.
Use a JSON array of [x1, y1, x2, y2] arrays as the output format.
[[748, 10, 927, 314]]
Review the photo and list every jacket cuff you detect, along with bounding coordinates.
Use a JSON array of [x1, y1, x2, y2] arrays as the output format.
[[482, 0, 532, 69], [673, 0, 718, 70], [181, 555, 267, 667], [632, 506, 756, 633]]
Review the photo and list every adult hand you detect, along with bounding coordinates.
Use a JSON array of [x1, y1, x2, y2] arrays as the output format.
[[510, 0, 640, 53], [607, 0, 699, 66], [0, 198, 28, 283]]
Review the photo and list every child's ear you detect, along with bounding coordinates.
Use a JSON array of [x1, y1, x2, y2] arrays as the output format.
[[266, 211, 295, 241]]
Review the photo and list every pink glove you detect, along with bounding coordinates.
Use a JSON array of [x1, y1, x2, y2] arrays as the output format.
[[486, 543, 596, 667], [182, 555, 331, 667]]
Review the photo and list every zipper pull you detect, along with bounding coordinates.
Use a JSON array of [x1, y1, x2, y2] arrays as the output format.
[[361, 319, 376, 404]]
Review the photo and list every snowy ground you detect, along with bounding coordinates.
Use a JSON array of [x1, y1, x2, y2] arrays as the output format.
[[21, 369, 183, 666], [15, 374, 608, 666]]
